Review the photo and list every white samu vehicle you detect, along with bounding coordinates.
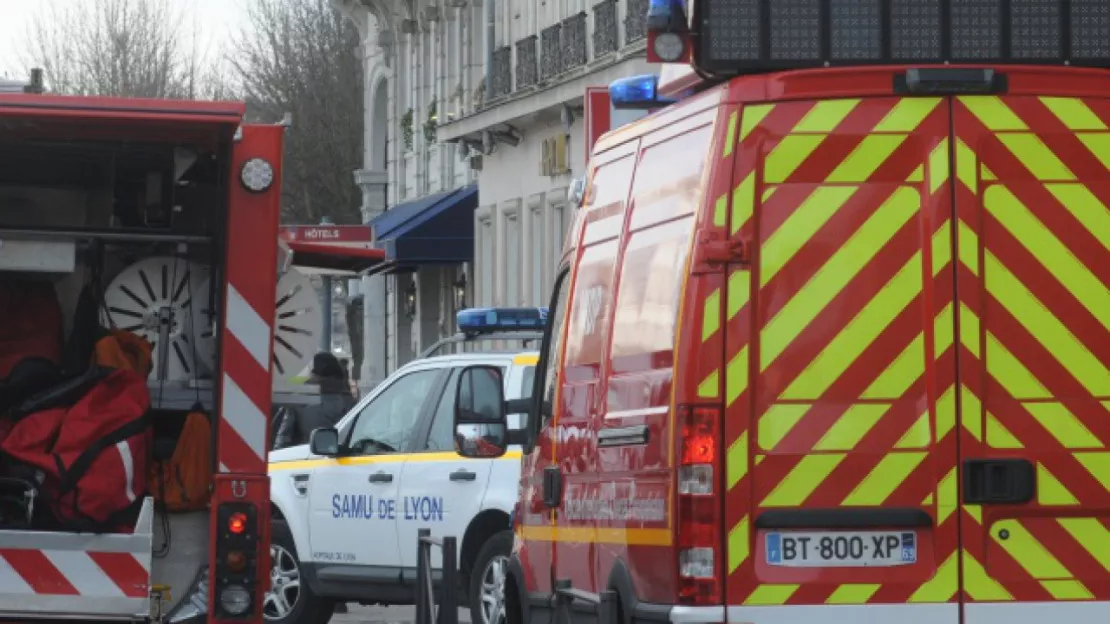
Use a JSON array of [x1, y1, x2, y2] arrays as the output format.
[[267, 308, 544, 624]]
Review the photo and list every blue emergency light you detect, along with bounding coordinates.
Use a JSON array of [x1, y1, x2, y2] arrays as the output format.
[[609, 74, 676, 111], [456, 307, 549, 335], [646, 0, 687, 31]]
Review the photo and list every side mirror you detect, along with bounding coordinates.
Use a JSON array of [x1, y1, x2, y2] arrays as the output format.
[[309, 427, 340, 457], [453, 365, 508, 458]]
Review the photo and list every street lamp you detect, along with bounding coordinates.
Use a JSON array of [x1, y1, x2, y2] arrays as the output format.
[[404, 281, 417, 319], [453, 272, 467, 310]]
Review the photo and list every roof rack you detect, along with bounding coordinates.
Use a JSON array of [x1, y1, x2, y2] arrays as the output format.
[[418, 307, 548, 359]]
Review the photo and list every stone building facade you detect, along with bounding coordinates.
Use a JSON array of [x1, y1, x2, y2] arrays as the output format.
[[331, 0, 652, 380]]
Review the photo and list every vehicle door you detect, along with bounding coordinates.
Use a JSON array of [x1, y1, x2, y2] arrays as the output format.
[[953, 94, 1110, 623], [728, 95, 958, 621], [518, 268, 574, 598], [307, 367, 443, 572], [396, 365, 499, 576], [548, 143, 641, 597]]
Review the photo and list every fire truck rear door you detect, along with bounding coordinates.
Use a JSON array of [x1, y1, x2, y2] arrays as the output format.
[[952, 95, 1110, 624], [725, 95, 960, 624]]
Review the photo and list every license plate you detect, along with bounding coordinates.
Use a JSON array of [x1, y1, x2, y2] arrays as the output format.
[[765, 531, 917, 567]]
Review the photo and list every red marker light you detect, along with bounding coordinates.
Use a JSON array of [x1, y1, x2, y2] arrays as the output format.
[[228, 512, 247, 535], [226, 550, 248, 572]]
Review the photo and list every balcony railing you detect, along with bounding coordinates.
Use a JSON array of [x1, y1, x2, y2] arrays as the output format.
[[515, 35, 538, 89], [540, 23, 562, 81], [593, 0, 619, 57], [562, 12, 588, 70], [490, 46, 512, 98], [625, 0, 648, 43]]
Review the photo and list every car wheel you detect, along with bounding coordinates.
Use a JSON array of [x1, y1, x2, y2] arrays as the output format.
[[265, 520, 335, 624], [469, 530, 513, 624]]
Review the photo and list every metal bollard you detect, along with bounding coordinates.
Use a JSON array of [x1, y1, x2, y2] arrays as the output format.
[[441, 536, 459, 624], [416, 528, 431, 624]]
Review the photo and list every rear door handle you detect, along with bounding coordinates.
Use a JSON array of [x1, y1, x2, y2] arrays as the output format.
[[368, 472, 393, 483], [450, 470, 477, 482], [963, 459, 1034, 504]]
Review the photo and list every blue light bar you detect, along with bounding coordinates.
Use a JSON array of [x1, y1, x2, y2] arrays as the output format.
[[457, 307, 549, 335], [609, 74, 676, 111]]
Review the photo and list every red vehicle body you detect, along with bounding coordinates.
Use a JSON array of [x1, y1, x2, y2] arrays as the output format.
[[503, 61, 1110, 624], [0, 89, 283, 623], [482, 3, 1110, 623]]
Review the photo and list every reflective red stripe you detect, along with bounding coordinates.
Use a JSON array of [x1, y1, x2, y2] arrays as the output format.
[[87, 551, 150, 598], [0, 549, 78, 595]]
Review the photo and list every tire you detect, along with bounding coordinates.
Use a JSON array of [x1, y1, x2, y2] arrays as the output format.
[[468, 530, 514, 624], [265, 520, 335, 624]]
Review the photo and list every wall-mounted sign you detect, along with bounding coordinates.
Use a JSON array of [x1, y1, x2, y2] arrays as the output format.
[[281, 225, 374, 243]]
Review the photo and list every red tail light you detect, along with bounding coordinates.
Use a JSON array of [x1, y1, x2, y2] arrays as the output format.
[[216, 504, 259, 618], [676, 404, 723, 605], [228, 512, 247, 535]]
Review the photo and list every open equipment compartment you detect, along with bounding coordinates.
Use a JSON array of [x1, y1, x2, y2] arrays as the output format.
[[0, 95, 242, 620]]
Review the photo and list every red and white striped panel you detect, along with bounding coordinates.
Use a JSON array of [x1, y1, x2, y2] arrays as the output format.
[[0, 548, 149, 598], [0, 497, 153, 619], [218, 124, 284, 475]]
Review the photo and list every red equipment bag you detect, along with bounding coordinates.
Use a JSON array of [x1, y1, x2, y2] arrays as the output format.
[[0, 368, 151, 532], [0, 278, 64, 379]]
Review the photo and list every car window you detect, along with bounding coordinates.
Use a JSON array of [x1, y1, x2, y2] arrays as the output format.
[[425, 369, 460, 452], [536, 269, 571, 429], [517, 366, 535, 400], [347, 369, 439, 455]]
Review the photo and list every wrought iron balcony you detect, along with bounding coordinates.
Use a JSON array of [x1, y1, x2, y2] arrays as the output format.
[[540, 24, 562, 81], [515, 35, 538, 89], [593, 0, 619, 57], [624, 0, 648, 43], [490, 46, 512, 98], [562, 12, 588, 70]]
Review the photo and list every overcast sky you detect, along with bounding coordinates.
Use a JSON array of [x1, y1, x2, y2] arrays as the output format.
[[0, 0, 250, 78]]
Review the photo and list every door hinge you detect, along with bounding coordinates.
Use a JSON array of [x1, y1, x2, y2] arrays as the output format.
[[692, 230, 750, 273]]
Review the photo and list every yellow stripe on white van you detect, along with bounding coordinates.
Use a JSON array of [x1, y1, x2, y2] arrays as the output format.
[[268, 450, 524, 472]]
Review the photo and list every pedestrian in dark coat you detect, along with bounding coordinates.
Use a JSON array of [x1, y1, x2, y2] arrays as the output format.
[[272, 352, 357, 450]]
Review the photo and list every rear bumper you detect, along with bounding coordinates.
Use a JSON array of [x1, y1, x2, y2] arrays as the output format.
[[674, 602, 1110, 623], [671, 604, 957, 623]]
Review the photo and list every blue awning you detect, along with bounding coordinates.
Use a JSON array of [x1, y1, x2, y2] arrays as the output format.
[[368, 184, 477, 274]]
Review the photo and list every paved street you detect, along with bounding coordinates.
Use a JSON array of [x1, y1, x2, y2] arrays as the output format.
[[333, 605, 471, 624]]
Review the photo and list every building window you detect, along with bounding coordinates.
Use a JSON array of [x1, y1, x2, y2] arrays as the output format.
[[478, 211, 495, 306], [504, 207, 521, 306], [531, 204, 545, 304]]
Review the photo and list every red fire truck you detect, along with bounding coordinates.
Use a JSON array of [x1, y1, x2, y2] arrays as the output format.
[[453, 2, 1110, 624], [0, 71, 282, 623]]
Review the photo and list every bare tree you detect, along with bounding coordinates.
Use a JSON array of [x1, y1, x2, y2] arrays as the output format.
[[232, 0, 364, 225], [22, 0, 209, 99]]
